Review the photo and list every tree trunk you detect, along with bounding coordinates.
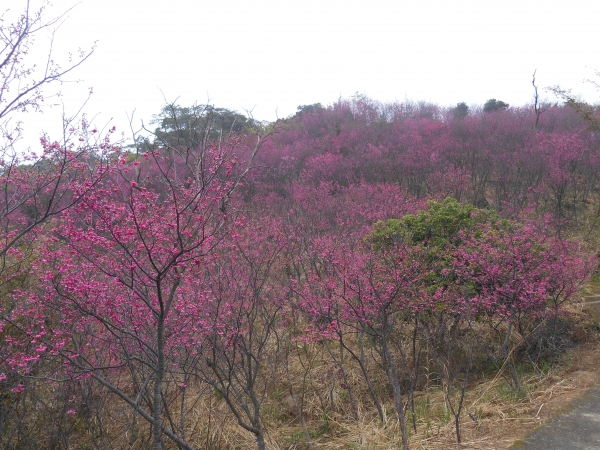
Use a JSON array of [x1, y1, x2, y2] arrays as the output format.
[[255, 431, 266, 450], [382, 337, 409, 450], [356, 331, 386, 422], [503, 319, 522, 393], [152, 314, 165, 450]]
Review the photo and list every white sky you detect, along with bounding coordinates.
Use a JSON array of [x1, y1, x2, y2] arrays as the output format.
[[7, 0, 600, 150]]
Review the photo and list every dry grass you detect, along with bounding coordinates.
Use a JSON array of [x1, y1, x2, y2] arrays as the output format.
[[14, 292, 598, 450], [254, 293, 600, 450]]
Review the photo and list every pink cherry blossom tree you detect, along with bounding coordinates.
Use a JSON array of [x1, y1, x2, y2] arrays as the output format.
[[195, 217, 289, 450], [0, 0, 100, 287], [4, 128, 272, 449]]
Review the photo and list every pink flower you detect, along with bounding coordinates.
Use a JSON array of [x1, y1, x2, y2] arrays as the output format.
[[67, 409, 76, 415]]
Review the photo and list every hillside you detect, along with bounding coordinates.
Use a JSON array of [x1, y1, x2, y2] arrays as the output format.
[[1, 94, 600, 449]]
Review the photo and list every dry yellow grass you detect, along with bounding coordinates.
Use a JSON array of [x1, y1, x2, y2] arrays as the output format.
[[34, 290, 599, 450]]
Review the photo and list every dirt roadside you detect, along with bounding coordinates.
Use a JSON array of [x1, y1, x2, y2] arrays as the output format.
[[419, 286, 600, 450], [506, 288, 600, 449]]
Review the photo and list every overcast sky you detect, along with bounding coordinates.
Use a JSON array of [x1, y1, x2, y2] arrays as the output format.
[[8, 0, 600, 150]]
